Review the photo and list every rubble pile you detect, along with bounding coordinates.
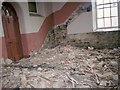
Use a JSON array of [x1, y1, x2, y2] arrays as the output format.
[[43, 2, 92, 49], [1, 44, 119, 88], [0, 2, 119, 89]]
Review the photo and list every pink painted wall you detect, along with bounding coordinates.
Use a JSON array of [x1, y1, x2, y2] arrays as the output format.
[[1, 37, 7, 58], [1, 2, 81, 59], [53, 2, 80, 25]]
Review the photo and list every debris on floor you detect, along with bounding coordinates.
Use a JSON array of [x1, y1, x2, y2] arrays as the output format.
[[0, 44, 119, 88]]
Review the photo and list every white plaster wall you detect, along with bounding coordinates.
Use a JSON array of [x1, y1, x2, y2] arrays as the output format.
[[37, 2, 66, 17], [11, 2, 46, 34], [44, 2, 53, 17], [37, 2, 52, 17], [52, 2, 66, 12], [37, 2, 47, 17], [67, 12, 93, 34]]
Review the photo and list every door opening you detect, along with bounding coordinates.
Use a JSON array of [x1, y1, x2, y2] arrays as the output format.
[[2, 2, 24, 61]]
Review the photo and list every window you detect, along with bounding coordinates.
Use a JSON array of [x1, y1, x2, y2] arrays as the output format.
[[28, 2, 37, 14], [95, 0, 119, 31]]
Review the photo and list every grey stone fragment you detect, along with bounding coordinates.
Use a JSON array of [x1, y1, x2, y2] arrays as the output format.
[[110, 61, 118, 67], [37, 67, 42, 71], [113, 75, 118, 81], [53, 80, 64, 88]]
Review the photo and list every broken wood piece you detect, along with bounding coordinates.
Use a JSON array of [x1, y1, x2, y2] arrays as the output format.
[[2, 82, 9, 88], [39, 75, 51, 85], [66, 72, 78, 88], [95, 74, 100, 85], [27, 82, 35, 88], [3, 63, 54, 70], [2, 74, 10, 77]]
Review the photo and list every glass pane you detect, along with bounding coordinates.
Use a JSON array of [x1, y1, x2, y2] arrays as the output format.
[[104, 8, 110, 17], [104, 4, 110, 8], [96, 0, 103, 5], [111, 7, 118, 16], [111, 3, 118, 7], [104, 18, 111, 27], [97, 5, 103, 9], [104, 0, 110, 4], [97, 19, 104, 28], [110, 0, 118, 3], [112, 17, 118, 26], [97, 9, 103, 18], [28, 2, 37, 13]]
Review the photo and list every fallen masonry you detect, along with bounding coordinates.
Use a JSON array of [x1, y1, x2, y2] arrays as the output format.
[[0, 44, 119, 88]]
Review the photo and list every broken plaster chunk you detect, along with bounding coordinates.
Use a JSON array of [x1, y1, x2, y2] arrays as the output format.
[[37, 67, 42, 71], [100, 80, 112, 86], [34, 52, 38, 55], [29, 78, 40, 88], [110, 61, 118, 67], [33, 65, 38, 67], [112, 75, 118, 81], [68, 53, 75, 59], [53, 80, 64, 88], [5, 59, 12, 64], [13, 70, 21, 77], [22, 68, 30, 75], [96, 55, 103, 61], [88, 46, 94, 50], [96, 61, 105, 68], [96, 72, 113, 78], [80, 85, 90, 88], [21, 75, 27, 87], [100, 80, 107, 86], [39, 79, 48, 88]]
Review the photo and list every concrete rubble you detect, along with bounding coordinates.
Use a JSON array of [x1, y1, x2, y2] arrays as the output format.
[[0, 2, 119, 89], [0, 44, 119, 88]]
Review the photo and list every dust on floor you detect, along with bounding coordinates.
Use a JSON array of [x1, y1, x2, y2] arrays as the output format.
[[0, 44, 119, 88]]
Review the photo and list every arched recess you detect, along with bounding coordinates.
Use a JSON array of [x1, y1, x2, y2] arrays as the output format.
[[2, 2, 24, 61]]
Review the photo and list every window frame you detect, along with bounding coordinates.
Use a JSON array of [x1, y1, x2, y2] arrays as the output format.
[[28, 2, 39, 15], [93, 0, 119, 31]]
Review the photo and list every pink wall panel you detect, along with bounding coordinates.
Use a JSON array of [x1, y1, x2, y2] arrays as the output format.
[[53, 2, 80, 25]]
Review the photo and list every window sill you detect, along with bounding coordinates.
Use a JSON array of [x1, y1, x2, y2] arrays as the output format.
[[95, 27, 120, 32], [29, 13, 44, 17]]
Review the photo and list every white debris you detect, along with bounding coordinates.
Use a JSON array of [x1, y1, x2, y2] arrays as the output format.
[[5, 59, 12, 64], [37, 67, 42, 71], [53, 80, 64, 88]]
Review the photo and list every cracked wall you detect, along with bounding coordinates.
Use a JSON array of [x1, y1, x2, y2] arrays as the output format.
[[43, 2, 120, 49]]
